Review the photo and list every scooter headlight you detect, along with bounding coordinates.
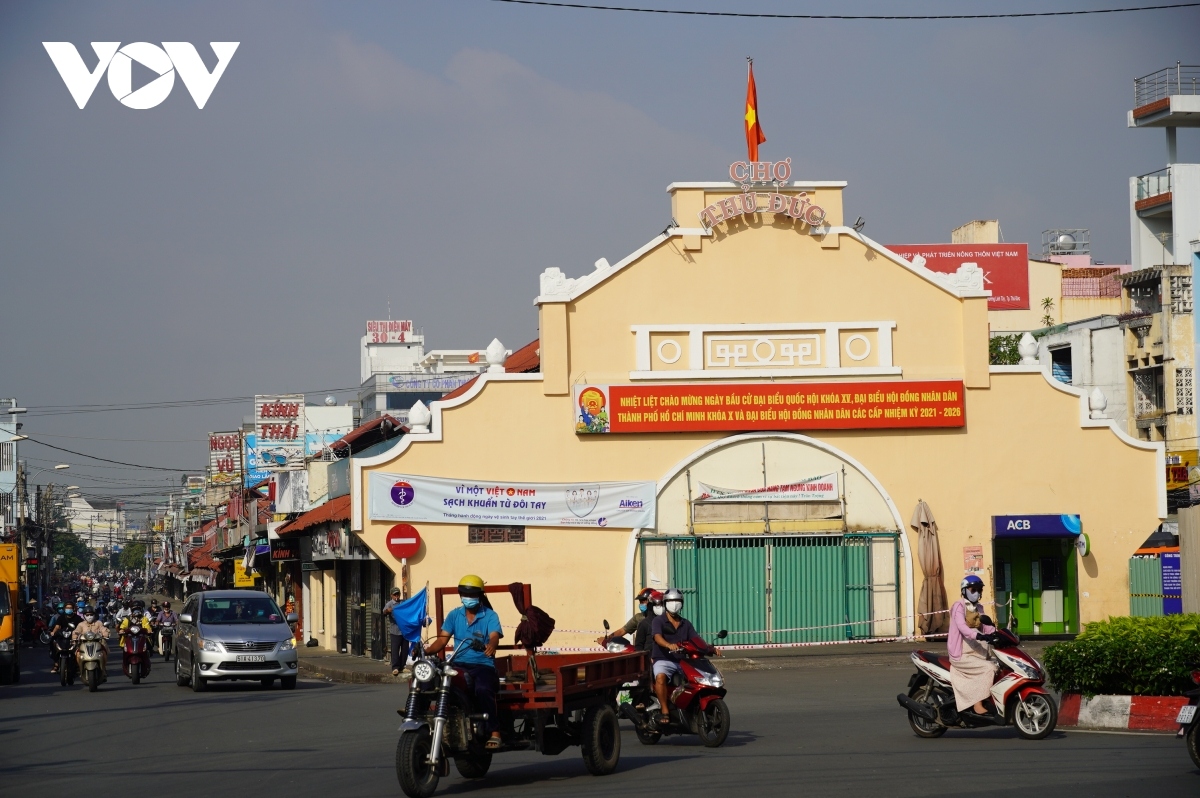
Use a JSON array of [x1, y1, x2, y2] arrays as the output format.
[[692, 670, 724, 689], [413, 660, 436, 683], [1011, 659, 1042, 680]]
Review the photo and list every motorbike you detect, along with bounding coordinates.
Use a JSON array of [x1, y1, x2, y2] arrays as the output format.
[[896, 627, 1057, 740], [1176, 664, 1200, 769], [78, 632, 108, 692], [52, 628, 78, 687], [157, 623, 175, 661], [27, 614, 49, 646], [121, 626, 151, 684], [602, 620, 731, 748]]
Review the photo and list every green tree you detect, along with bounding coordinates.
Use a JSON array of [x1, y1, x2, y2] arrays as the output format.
[[119, 542, 147, 571], [53, 530, 92, 572], [989, 333, 1023, 365]]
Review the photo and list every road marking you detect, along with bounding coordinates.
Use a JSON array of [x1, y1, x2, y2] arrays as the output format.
[[1064, 727, 1177, 738]]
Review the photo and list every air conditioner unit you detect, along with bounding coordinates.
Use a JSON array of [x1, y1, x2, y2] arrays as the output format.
[[189, 536, 204, 546]]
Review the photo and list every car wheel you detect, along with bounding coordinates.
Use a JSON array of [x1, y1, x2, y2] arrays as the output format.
[[175, 655, 189, 687], [191, 659, 207, 693], [280, 675, 297, 690], [260, 677, 275, 688]]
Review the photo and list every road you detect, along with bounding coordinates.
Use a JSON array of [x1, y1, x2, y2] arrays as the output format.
[[2, 649, 1196, 797]]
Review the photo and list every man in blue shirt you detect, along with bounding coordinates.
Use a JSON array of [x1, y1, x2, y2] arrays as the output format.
[[425, 575, 504, 749]]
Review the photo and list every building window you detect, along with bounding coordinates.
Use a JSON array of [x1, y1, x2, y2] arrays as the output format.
[[1128, 282, 1162, 315], [1170, 276, 1193, 315], [1050, 347, 1072, 385], [1134, 369, 1163, 417], [0, 442, 12, 472], [385, 391, 446, 411], [467, 525, 525, 544], [1176, 367, 1194, 416], [0, 494, 11, 527]]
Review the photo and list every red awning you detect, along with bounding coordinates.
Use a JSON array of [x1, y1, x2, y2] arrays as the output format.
[[276, 494, 351, 537]]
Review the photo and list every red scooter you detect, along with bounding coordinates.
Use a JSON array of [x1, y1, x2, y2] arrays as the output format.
[[121, 626, 151, 684], [897, 627, 1057, 740], [604, 621, 731, 747]]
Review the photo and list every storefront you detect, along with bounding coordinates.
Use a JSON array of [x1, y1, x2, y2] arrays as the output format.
[[351, 166, 1164, 647], [992, 514, 1084, 635]]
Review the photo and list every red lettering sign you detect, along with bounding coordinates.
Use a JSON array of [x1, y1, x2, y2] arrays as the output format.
[[887, 244, 1030, 310]]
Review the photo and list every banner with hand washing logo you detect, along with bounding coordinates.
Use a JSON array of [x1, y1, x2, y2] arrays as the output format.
[[368, 472, 656, 529]]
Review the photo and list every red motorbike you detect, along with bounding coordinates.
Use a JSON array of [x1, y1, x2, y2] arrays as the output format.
[[897, 628, 1057, 740], [121, 626, 151, 685], [603, 621, 731, 748]]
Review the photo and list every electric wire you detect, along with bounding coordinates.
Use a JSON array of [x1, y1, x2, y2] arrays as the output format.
[[21, 437, 190, 471], [489, 0, 1200, 19]]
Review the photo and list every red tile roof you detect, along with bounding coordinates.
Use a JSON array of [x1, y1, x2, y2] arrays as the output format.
[[276, 494, 351, 537]]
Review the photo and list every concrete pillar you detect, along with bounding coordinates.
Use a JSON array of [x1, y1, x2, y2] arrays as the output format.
[[1181, 505, 1200, 613]]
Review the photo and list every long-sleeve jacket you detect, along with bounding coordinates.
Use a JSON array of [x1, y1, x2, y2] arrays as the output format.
[[947, 599, 995, 659], [72, 620, 110, 641]]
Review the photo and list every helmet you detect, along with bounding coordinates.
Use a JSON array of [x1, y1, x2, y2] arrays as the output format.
[[636, 587, 654, 602], [663, 588, 684, 615], [56, 602, 65, 611], [162, 602, 170, 609], [961, 574, 985, 598], [457, 574, 485, 597]]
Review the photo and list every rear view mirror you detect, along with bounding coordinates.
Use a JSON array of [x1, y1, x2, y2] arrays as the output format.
[[286, 612, 299, 624], [717, 629, 728, 640], [603, 619, 610, 631], [179, 613, 193, 624]]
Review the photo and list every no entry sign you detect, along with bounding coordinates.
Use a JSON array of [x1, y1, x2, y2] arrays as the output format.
[[386, 523, 421, 560]]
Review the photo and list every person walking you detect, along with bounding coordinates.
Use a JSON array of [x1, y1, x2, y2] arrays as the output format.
[[382, 586, 410, 677]]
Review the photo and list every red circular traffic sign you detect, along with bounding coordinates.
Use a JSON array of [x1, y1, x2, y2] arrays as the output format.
[[386, 524, 422, 560]]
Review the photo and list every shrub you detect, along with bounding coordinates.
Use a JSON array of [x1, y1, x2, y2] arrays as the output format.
[[1043, 614, 1200, 697], [989, 333, 1023, 366]]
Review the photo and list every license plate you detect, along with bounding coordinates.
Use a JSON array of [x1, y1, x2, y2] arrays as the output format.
[[1177, 705, 1197, 725], [235, 654, 266, 663]]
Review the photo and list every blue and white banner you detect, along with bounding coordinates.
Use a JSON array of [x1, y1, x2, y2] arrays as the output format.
[[368, 472, 656, 529]]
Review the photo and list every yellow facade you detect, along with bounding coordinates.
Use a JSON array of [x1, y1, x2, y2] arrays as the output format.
[[353, 179, 1164, 648]]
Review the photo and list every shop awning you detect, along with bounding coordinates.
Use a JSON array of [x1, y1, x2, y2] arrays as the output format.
[[992, 514, 1081, 538], [276, 494, 351, 537]]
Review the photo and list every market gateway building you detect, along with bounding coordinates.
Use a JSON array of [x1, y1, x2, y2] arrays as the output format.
[[351, 171, 1165, 648]]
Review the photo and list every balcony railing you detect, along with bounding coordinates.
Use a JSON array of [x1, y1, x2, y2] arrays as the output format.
[[1134, 64, 1200, 109], [1136, 167, 1172, 201]]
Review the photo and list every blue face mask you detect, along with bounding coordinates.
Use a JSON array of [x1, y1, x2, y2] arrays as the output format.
[[638, 603, 648, 613], [461, 597, 480, 610], [65, 609, 74, 615]]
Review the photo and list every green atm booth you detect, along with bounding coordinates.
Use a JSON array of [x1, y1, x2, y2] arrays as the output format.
[[992, 514, 1081, 636]]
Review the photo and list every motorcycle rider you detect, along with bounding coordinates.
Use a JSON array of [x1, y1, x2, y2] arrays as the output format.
[[424, 575, 504, 750], [597, 587, 657, 647], [114, 600, 132, 624], [118, 605, 153, 647], [949, 574, 999, 716], [155, 602, 178, 655], [48, 602, 79, 673], [650, 588, 717, 727], [71, 606, 110, 673]]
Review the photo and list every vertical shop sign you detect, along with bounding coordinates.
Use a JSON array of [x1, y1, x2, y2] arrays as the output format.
[[207, 431, 242, 488], [1162, 552, 1183, 615], [254, 394, 304, 471]]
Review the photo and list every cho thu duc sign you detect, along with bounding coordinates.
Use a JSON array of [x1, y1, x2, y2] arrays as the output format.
[[368, 472, 657, 529], [575, 381, 965, 434]]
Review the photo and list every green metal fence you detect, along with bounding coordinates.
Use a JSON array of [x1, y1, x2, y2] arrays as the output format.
[[1129, 556, 1165, 617], [645, 533, 895, 643]]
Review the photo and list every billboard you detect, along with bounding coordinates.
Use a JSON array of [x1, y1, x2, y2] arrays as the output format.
[[366, 319, 414, 344], [243, 432, 271, 487], [887, 243, 1030, 310], [254, 394, 304, 471], [207, 432, 242, 488]]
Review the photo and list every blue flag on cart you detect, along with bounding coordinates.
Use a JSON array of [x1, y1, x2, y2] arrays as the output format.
[[391, 588, 429, 649]]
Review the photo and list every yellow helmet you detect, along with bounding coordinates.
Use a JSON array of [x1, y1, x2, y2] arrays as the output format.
[[458, 574, 485, 596]]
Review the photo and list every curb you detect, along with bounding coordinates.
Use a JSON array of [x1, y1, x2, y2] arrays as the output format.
[[1059, 693, 1189, 733], [298, 660, 406, 685]]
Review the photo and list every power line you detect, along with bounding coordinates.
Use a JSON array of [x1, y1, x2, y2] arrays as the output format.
[[22, 385, 358, 417], [490, 0, 1200, 18], [23, 437, 191, 472]]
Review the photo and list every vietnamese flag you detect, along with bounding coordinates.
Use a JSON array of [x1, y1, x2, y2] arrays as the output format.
[[745, 59, 766, 161]]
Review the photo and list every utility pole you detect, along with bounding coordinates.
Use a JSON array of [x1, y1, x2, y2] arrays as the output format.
[[16, 462, 27, 603]]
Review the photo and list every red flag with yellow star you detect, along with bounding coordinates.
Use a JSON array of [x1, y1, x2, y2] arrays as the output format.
[[745, 60, 766, 161]]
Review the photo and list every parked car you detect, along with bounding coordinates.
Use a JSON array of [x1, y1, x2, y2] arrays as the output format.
[[173, 590, 300, 691]]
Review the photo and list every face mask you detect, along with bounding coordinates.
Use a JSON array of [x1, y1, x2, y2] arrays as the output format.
[[65, 609, 74, 615], [638, 603, 648, 613], [461, 597, 480, 610], [652, 605, 664, 616], [965, 590, 981, 603], [84, 615, 95, 622], [665, 601, 683, 615]]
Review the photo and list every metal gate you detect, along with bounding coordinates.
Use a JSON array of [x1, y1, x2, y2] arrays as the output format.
[[642, 533, 898, 644]]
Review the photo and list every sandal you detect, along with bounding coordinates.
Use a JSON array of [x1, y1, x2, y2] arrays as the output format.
[[486, 736, 502, 750]]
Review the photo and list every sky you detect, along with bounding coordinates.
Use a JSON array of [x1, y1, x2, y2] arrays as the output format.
[[1, 0, 1198, 510]]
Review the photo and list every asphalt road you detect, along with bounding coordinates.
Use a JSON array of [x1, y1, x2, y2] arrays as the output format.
[[2, 649, 1196, 797]]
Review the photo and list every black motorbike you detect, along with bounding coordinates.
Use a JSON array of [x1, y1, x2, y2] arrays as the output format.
[[1178, 664, 1200, 769], [52, 627, 78, 686]]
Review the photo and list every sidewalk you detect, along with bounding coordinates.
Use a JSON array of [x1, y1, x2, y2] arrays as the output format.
[[297, 645, 408, 685]]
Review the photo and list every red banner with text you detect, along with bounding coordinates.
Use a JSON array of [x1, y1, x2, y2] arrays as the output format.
[[574, 381, 965, 434]]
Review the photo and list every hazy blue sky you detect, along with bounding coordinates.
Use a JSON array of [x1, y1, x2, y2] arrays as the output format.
[[1, 1, 1198, 507]]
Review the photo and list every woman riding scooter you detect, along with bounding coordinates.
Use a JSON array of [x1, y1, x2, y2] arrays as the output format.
[[949, 574, 1000, 717]]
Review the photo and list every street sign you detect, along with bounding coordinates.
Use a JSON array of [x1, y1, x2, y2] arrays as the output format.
[[386, 524, 421, 560]]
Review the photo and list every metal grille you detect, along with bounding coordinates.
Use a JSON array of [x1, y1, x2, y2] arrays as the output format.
[[1129, 557, 1164, 617], [223, 641, 276, 652], [1134, 371, 1160, 416], [219, 660, 280, 670], [1170, 276, 1193, 314], [1176, 368, 1194, 416]]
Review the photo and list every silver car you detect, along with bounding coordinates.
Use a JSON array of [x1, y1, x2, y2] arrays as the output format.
[[173, 590, 300, 691]]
